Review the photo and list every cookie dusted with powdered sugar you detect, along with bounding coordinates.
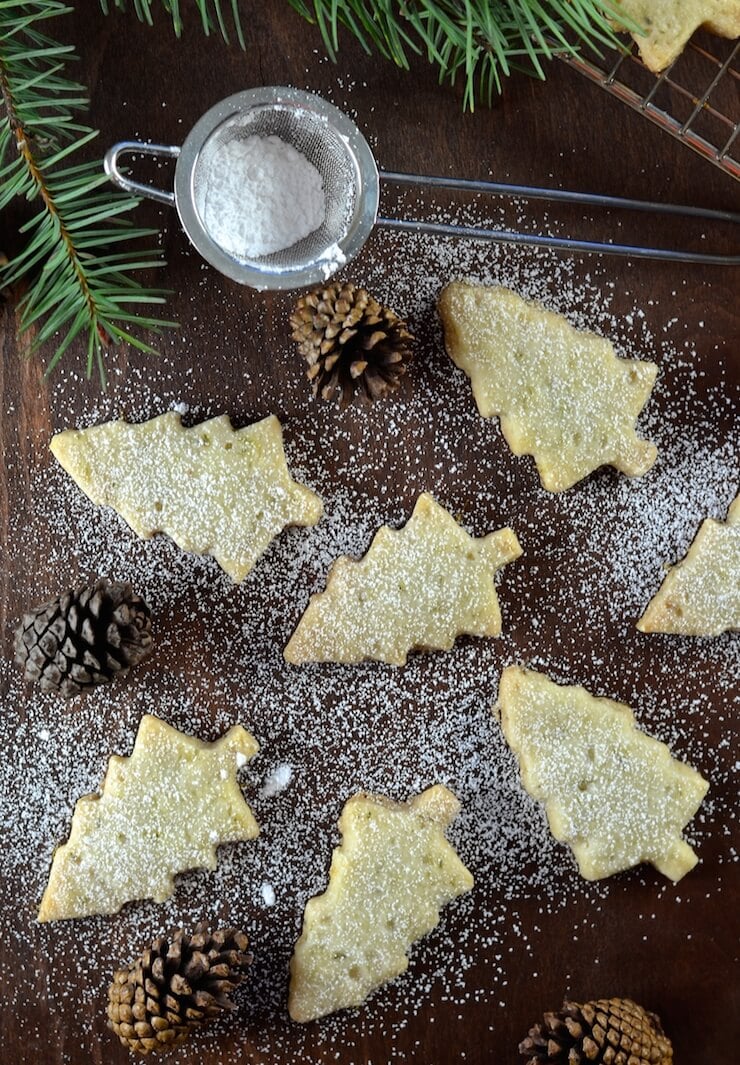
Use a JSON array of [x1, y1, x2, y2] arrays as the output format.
[[50, 412, 323, 583], [638, 494, 740, 635], [289, 785, 473, 1023], [497, 666, 708, 883], [285, 493, 521, 666], [438, 282, 658, 493]]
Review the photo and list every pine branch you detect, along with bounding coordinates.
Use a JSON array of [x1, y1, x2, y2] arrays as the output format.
[[285, 0, 637, 109], [100, 0, 245, 47], [104, 0, 638, 109], [0, 0, 175, 382]]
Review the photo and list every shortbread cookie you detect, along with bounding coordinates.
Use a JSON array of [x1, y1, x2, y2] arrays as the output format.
[[284, 493, 521, 666], [50, 412, 323, 582], [638, 495, 740, 635], [612, 0, 740, 72], [38, 715, 259, 921], [438, 283, 658, 493], [289, 785, 473, 1022], [497, 666, 708, 882]]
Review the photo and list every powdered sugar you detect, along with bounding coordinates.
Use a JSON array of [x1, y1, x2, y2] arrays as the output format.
[[260, 763, 294, 799], [201, 134, 326, 259], [0, 219, 737, 1062]]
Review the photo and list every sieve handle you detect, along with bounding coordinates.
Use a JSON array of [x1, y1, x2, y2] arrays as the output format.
[[377, 171, 740, 266], [104, 141, 181, 206]]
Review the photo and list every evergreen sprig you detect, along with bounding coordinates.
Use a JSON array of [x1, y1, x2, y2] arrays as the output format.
[[0, 0, 174, 382], [111, 0, 635, 109], [100, 0, 245, 47], [288, 0, 634, 108]]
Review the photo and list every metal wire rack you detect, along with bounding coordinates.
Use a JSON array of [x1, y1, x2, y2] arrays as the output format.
[[556, 33, 740, 180]]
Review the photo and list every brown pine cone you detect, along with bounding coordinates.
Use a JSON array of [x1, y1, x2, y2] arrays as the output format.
[[107, 924, 252, 1056], [290, 281, 414, 405], [519, 997, 673, 1064], [14, 578, 152, 698]]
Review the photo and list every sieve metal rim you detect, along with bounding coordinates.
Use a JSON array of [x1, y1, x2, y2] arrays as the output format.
[[174, 86, 378, 290]]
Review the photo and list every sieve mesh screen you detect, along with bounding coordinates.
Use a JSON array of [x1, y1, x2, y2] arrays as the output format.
[[193, 105, 357, 271]]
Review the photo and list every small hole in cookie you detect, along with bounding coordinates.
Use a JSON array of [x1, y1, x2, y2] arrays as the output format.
[[153, 501, 162, 513], [348, 965, 361, 980], [201, 433, 210, 445], [224, 442, 233, 450], [587, 747, 595, 762], [578, 780, 590, 792]]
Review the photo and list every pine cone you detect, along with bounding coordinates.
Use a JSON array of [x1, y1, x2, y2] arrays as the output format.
[[14, 578, 152, 698], [107, 924, 252, 1056], [290, 281, 414, 404], [519, 997, 673, 1065]]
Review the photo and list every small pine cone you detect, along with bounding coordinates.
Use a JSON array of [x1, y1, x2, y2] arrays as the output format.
[[290, 281, 414, 405], [519, 997, 673, 1064], [14, 578, 152, 698], [107, 924, 252, 1056]]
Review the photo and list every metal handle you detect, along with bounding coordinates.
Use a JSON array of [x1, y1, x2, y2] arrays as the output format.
[[378, 171, 740, 266], [104, 141, 181, 206]]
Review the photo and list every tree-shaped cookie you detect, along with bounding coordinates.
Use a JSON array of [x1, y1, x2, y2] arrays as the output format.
[[288, 785, 473, 1022], [638, 495, 739, 635], [438, 283, 658, 493], [497, 666, 708, 882], [284, 493, 521, 666], [50, 412, 323, 582], [38, 715, 260, 921], [612, 0, 740, 72]]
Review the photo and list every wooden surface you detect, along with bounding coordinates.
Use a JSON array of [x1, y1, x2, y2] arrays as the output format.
[[1, 2, 739, 1063]]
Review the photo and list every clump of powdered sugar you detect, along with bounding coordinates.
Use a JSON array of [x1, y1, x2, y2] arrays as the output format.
[[201, 134, 325, 259]]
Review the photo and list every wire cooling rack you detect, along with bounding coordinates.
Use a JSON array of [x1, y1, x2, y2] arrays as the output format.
[[557, 33, 740, 180]]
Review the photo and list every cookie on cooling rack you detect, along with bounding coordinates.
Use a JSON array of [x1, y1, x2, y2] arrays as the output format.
[[611, 0, 740, 72]]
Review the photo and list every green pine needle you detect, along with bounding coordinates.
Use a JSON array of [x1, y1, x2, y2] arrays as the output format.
[[285, 0, 635, 110], [107, 0, 635, 110], [101, 0, 245, 48], [0, 0, 175, 383]]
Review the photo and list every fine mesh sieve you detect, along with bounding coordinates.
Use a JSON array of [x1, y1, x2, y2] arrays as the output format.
[[105, 85, 740, 276], [192, 105, 358, 273], [105, 87, 379, 289]]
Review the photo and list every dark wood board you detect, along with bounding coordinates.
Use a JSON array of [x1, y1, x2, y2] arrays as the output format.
[[1, 3, 738, 1064]]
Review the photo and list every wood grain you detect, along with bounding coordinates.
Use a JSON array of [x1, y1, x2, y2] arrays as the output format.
[[1, 2, 738, 1063]]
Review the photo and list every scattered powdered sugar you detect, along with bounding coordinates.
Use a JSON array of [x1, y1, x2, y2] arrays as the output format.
[[200, 134, 326, 259], [0, 214, 737, 1063]]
